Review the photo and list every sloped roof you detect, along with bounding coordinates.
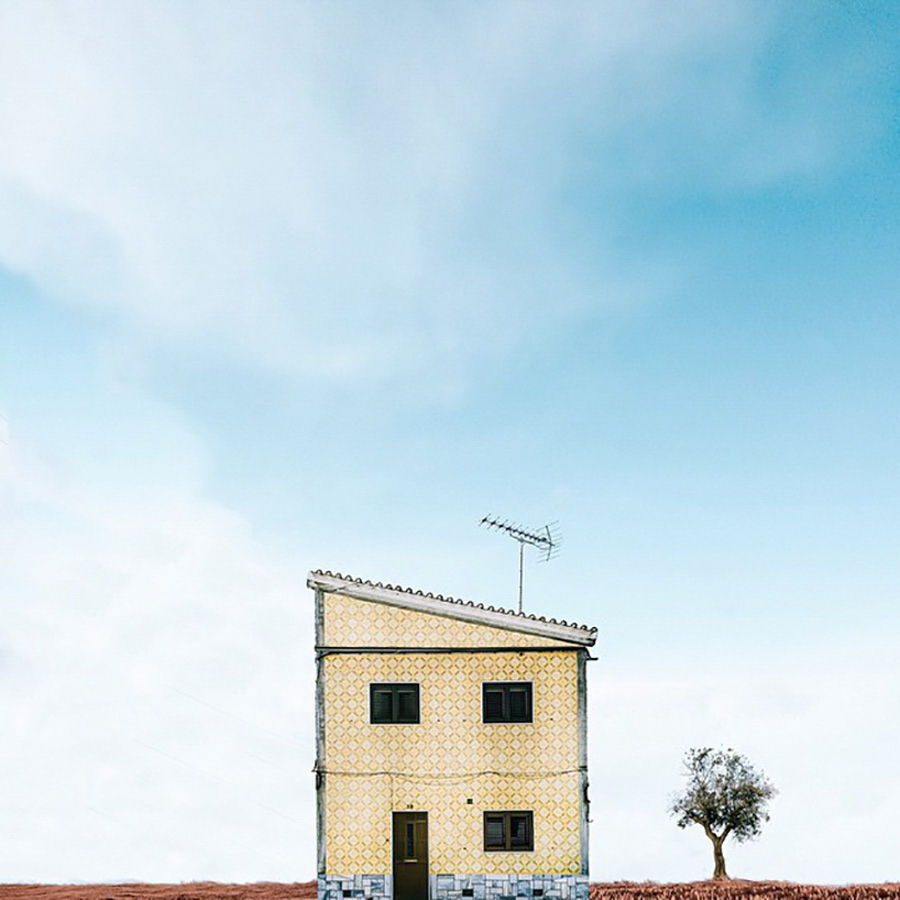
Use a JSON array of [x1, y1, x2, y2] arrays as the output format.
[[308, 569, 597, 647]]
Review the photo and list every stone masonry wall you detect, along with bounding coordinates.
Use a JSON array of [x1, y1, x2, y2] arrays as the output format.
[[432, 874, 589, 900], [318, 875, 589, 900], [319, 875, 392, 900]]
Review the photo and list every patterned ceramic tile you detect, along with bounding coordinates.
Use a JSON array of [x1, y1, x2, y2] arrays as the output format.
[[321, 645, 584, 876], [322, 593, 575, 649]]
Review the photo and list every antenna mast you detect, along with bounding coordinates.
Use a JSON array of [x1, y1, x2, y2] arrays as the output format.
[[479, 515, 561, 613]]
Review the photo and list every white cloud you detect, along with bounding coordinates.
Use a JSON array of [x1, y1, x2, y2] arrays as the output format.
[[3, 411, 899, 882], [0, 0, 832, 390], [0, 418, 316, 881], [2, 2, 895, 884]]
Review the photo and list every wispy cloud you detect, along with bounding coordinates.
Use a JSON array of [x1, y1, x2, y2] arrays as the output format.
[[1, 1, 856, 391], [2, 1, 897, 883]]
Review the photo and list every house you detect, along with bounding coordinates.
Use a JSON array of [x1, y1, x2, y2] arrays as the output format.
[[309, 570, 597, 900]]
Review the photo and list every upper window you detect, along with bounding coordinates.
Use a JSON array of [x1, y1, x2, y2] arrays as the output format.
[[370, 683, 420, 724], [484, 811, 534, 851], [482, 681, 533, 723]]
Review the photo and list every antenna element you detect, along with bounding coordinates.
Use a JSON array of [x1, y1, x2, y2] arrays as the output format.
[[479, 515, 561, 613]]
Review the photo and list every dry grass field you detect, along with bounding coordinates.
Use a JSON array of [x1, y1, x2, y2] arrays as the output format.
[[2, 883, 899, 900], [0, 885, 316, 900], [590, 882, 900, 899]]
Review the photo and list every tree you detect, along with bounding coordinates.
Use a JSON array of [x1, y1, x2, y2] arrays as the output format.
[[669, 747, 777, 880]]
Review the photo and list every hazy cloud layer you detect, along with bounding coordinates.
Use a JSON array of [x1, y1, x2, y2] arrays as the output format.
[[0, 1, 862, 390], [1, 425, 313, 880], [1, 0, 898, 885]]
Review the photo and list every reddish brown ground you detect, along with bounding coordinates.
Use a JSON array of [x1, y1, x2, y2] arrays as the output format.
[[0, 885, 315, 900], [590, 883, 900, 899], [1, 884, 898, 900]]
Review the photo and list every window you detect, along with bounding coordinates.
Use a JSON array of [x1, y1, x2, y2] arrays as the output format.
[[482, 682, 532, 723], [370, 683, 420, 724], [483, 811, 534, 851]]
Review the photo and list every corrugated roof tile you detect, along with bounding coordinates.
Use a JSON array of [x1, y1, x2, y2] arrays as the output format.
[[310, 568, 597, 636]]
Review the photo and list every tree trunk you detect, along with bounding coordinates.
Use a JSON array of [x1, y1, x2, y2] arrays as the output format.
[[711, 836, 728, 880]]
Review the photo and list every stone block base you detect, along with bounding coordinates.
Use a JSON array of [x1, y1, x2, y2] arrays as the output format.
[[318, 874, 588, 900], [319, 874, 393, 900], [432, 874, 589, 900]]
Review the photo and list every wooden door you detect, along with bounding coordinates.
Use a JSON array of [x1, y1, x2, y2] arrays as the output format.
[[393, 812, 428, 900]]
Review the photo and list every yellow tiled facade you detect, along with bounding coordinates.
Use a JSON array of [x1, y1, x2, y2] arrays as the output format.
[[310, 574, 595, 900], [322, 593, 573, 649], [322, 650, 581, 874]]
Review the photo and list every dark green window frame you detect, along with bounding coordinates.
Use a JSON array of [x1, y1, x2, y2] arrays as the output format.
[[483, 811, 534, 851], [370, 683, 420, 724], [482, 681, 533, 723]]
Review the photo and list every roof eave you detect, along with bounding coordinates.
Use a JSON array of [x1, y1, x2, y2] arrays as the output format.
[[307, 571, 597, 647]]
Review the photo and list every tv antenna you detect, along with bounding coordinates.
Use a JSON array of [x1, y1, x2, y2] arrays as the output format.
[[479, 515, 561, 613]]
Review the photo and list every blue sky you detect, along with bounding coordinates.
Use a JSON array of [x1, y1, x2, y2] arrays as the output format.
[[1, 0, 899, 885]]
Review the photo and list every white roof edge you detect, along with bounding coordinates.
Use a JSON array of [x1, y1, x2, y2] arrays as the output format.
[[307, 571, 597, 647]]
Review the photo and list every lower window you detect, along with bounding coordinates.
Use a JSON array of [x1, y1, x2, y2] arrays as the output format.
[[483, 810, 534, 851]]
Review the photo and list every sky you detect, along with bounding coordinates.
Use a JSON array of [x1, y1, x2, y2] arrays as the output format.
[[1, 0, 899, 886]]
